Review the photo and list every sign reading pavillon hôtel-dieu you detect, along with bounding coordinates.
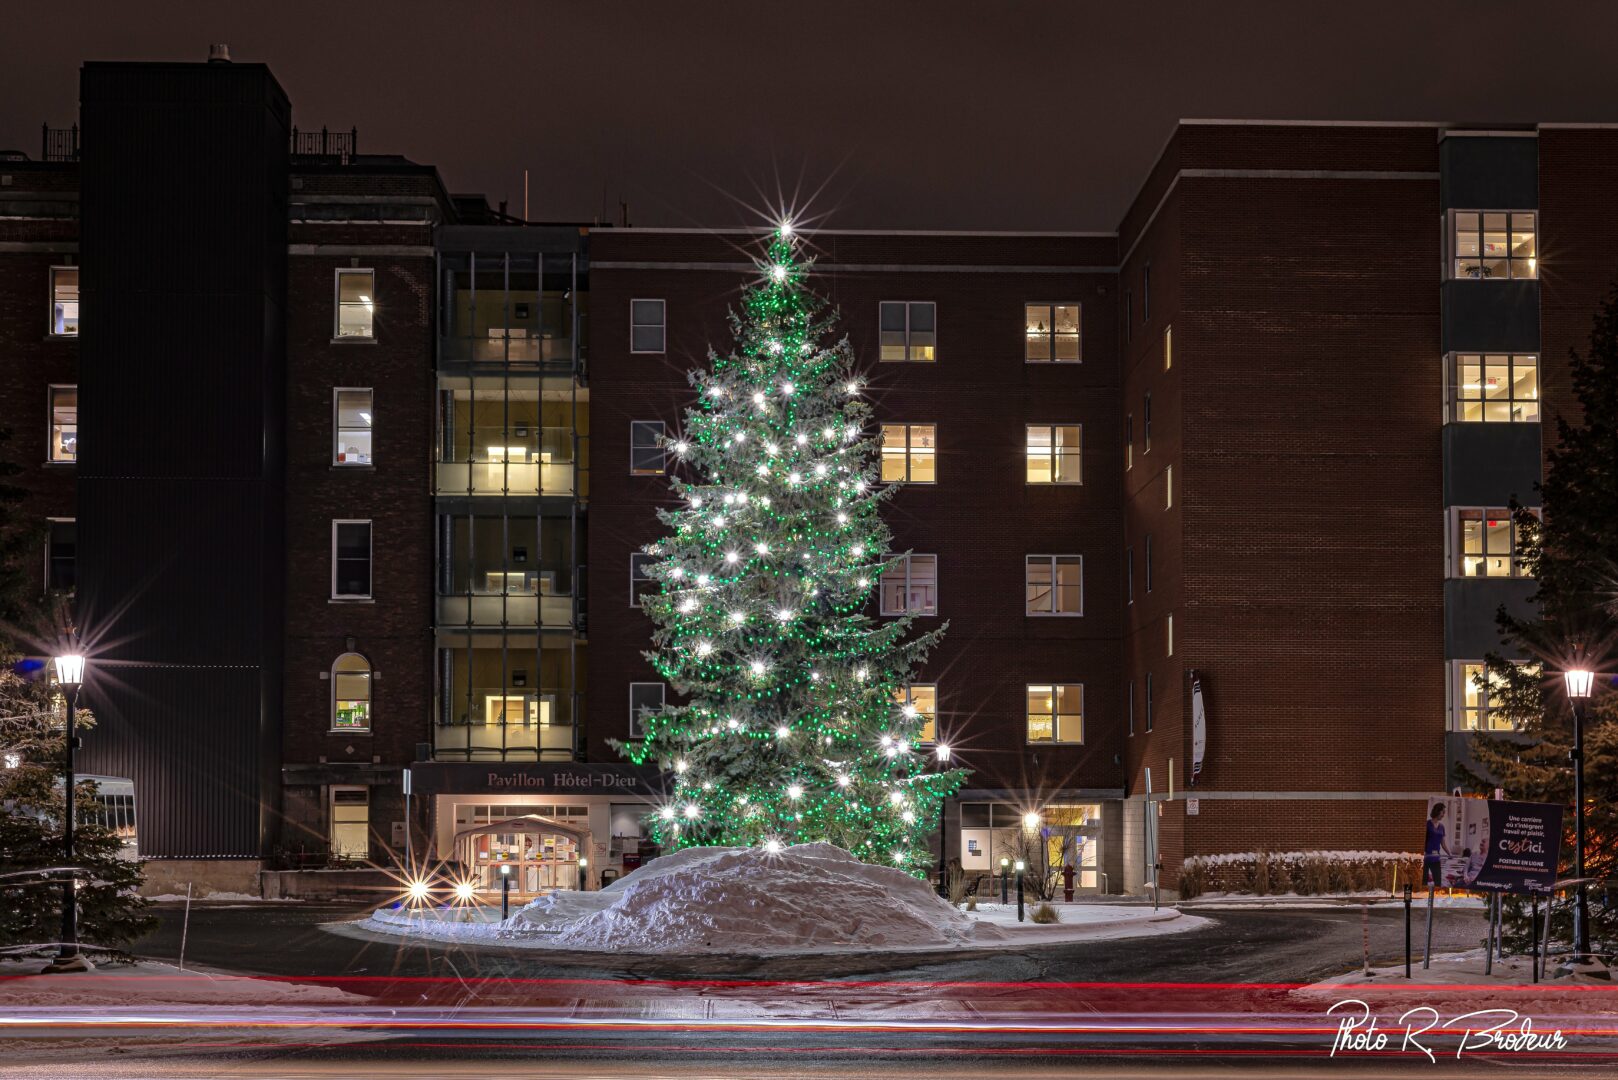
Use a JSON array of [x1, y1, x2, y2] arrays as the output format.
[[411, 761, 664, 798]]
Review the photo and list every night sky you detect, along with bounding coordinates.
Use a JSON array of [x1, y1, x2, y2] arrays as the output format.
[[6, 2, 1618, 230]]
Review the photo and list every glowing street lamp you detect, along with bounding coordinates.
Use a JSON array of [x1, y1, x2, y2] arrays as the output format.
[[1564, 664, 1596, 967], [44, 653, 89, 973]]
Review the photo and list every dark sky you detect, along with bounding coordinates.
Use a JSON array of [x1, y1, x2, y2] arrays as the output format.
[[6, 2, 1618, 230]]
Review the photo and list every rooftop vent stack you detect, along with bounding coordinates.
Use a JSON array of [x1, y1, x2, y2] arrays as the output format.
[[208, 43, 231, 63]]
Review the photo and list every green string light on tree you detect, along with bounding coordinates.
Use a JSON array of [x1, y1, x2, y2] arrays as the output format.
[[611, 222, 967, 873]]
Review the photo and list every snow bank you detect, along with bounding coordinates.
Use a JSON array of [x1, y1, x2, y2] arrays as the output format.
[[0, 960, 363, 1007], [509, 842, 1006, 953]]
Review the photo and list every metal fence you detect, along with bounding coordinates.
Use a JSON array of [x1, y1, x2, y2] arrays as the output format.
[[38, 123, 357, 164]]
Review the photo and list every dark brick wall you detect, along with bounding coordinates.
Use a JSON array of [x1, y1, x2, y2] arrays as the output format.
[[279, 237, 435, 796], [587, 231, 1125, 794], [0, 166, 80, 594]]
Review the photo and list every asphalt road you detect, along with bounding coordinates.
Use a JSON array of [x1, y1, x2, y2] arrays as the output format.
[[129, 899, 1489, 983]]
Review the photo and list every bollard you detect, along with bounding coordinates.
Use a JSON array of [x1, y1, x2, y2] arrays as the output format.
[[1531, 892, 1540, 983], [1403, 883, 1413, 979], [1000, 858, 1009, 906], [500, 863, 511, 920], [1015, 860, 1026, 923]]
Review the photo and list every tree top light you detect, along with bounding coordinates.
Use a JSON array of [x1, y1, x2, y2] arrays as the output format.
[[1564, 668, 1595, 700], [53, 653, 85, 690]]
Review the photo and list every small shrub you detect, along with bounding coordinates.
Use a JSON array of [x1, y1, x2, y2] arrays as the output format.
[[1030, 902, 1060, 924], [1178, 859, 1208, 899], [945, 866, 967, 907], [965, 893, 978, 912]]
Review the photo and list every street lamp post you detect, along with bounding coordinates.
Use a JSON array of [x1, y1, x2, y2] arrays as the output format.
[[999, 857, 1009, 905], [46, 653, 90, 974], [578, 855, 589, 892], [1564, 666, 1594, 968], [1015, 859, 1026, 923]]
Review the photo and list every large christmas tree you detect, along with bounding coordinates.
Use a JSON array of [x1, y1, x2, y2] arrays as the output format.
[[617, 223, 966, 871], [1464, 281, 1618, 951]]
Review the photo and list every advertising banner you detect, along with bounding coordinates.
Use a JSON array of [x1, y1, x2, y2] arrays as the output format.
[[1189, 670, 1207, 785], [1424, 796, 1563, 894]]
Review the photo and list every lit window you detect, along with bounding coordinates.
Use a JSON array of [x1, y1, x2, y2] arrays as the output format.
[[48, 385, 76, 463], [329, 787, 369, 859], [1167, 614, 1174, 656], [331, 520, 373, 599], [1026, 424, 1081, 484], [631, 299, 666, 353], [1454, 507, 1537, 578], [335, 269, 375, 339], [1165, 465, 1173, 510], [880, 423, 936, 483], [1143, 392, 1152, 453], [1452, 354, 1539, 423], [630, 421, 666, 475], [1125, 415, 1133, 471], [895, 684, 937, 743], [1024, 303, 1080, 363], [1026, 683, 1083, 744], [331, 653, 372, 731], [879, 301, 936, 362], [629, 682, 665, 737], [49, 267, 79, 336], [46, 518, 74, 592], [333, 388, 373, 465], [1452, 211, 1536, 280], [1452, 661, 1537, 732], [1164, 325, 1173, 371], [1025, 555, 1083, 616], [629, 553, 658, 607], [879, 554, 938, 615]]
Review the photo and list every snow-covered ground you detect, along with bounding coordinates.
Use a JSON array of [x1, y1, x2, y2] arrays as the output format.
[[352, 842, 1209, 955], [0, 959, 365, 1007]]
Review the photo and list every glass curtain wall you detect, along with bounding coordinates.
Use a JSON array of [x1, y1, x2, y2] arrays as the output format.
[[434, 244, 587, 761]]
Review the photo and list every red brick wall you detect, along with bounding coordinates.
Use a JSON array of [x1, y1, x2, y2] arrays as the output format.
[[280, 235, 435, 774], [586, 231, 1126, 793]]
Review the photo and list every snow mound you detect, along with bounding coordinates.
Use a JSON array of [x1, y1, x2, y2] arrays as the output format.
[[508, 842, 1006, 953]]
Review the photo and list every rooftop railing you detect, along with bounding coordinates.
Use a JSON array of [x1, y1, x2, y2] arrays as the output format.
[[37, 123, 358, 164]]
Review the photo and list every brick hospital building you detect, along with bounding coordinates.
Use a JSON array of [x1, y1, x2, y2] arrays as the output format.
[[1, 54, 1607, 895]]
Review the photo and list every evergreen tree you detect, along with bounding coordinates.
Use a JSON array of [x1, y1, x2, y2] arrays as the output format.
[[0, 426, 153, 957], [1464, 281, 1618, 951], [616, 223, 966, 871]]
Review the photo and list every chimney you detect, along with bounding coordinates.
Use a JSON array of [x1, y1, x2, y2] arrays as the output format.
[[208, 43, 231, 63]]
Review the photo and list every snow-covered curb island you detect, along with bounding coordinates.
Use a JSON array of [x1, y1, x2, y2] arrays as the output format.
[[348, 843, 1208, 955]]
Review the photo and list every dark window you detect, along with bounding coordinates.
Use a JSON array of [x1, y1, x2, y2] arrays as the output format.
[[47, 519, 75, 592], [629, 682, 665, 737], [1126, 546, 1133, 604], [1125, 414, 1133, 471], [631, 299, 666, 353], [1127, 681, 1135, 736], [879, 301, 937, 362], [1144, 534, 1153, 593], [1125, 291, 1132, 342], [1144, 392, 1152, 453], [1142, 262, 1150, 322], [630, 553, 658, 607], [332, 521, 373, 598], [630, 421, 666, 475], [1145, 672, 1154, 731]]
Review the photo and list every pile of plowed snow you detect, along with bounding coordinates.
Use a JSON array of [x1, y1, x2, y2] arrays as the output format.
[[507, 842, 1005, 953]]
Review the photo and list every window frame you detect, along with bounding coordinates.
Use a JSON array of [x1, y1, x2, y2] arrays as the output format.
[[45, 517, 74, 594], [47, 384, 76, 464], [629, 553, 658, 608], [630, 298, 666, 354], [1023, 302, 1082, 364], [1449, 352, 1540, 423], [332, 387, 374, 466], [1025, 682, 1084, 745], [629, 420, 667, 476], [896, 683, 938, 744], [879, 553, 939, 616], [880, 422, 937, 484], [1145, 671, 1154, 732], [1025, 554, 1084, 617], [1125, 414, 1134, 471], [1449, 209, 1537, 281], [1127, 680, 1135, 737], [1165, 464, 1173, 510], [1164, 325, 1173, 371], [1025, 423, 1082, 485], [1144, 534, 1154, 593], [878, 300, 937, 363], [330, 652, 373, 733], [1126, 546, 1134, 604], [1143, 392, 1152, 453], [1166, 613, 1174, 656], [628, 681, 666, 737], [1142, 262, 1150, 322], [48, 265, 79, 338], [330, 519, 374, 600], [333, 267, 376, 341], [328, 785, 370, 859], [1450, 506, 1538, 579], [1451, 660, 1532, 732]]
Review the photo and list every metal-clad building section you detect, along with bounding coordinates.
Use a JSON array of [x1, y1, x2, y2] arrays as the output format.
[[74, 60, 289, 859]]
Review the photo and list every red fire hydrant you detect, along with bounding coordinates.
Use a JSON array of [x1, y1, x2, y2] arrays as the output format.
[[1062, 863, 1075, 902]]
